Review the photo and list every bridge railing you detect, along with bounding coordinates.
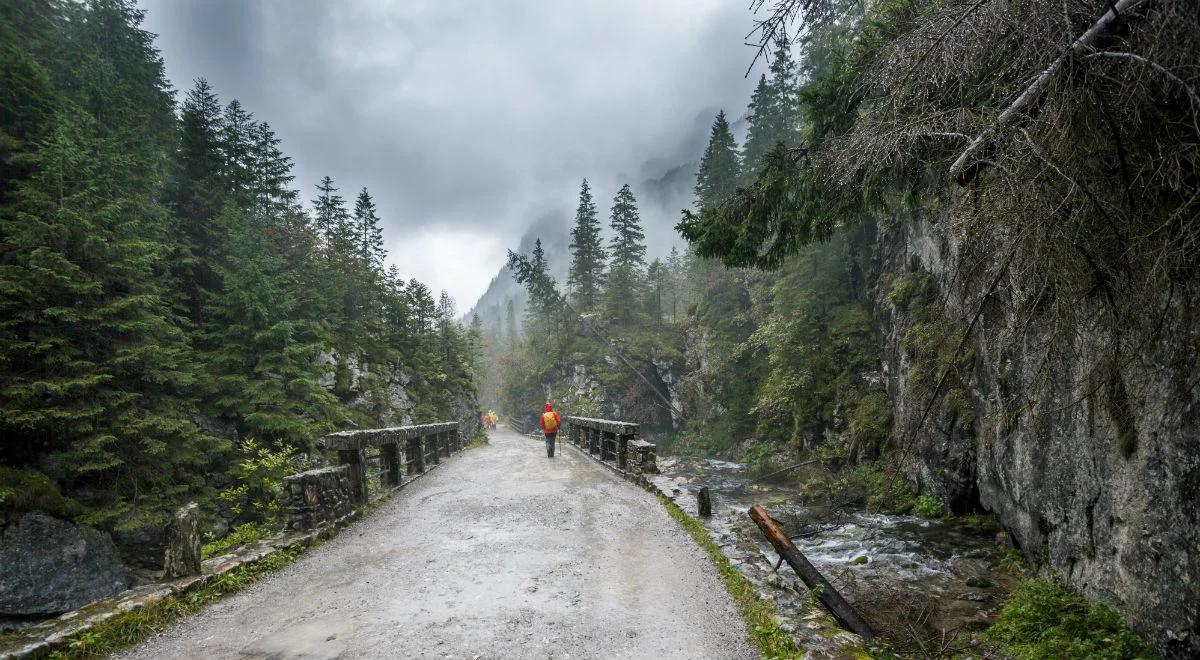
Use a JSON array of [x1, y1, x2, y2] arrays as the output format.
[[506, 414, 534, 435], [317, 422, 461, 504], [563, 416, 658, 475]]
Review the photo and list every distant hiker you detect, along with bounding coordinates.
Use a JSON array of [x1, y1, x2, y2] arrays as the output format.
[[539, 401, 561, 458]]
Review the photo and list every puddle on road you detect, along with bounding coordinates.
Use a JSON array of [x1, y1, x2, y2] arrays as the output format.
[[651, 456, 1018, 657]]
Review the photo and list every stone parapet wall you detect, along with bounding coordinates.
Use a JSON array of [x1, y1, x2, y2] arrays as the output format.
[[282, 466, 354, 531]]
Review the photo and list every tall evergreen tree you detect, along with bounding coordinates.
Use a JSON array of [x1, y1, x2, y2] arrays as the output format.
[[524, 238, 552, 326], [505, 298, 518, 347], [694, 111, 741, 209], [740, 39, 801, 183], [567, 178, 606, 311], [353, 187, 386, 272], [0, 2, 218, 525], [604, 184, 646, 325], [311, 176, 353, 256], [221, 99, 256, 202]]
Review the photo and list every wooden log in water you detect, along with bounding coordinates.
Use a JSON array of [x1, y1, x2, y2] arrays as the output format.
[[747, 503, 875, 641]]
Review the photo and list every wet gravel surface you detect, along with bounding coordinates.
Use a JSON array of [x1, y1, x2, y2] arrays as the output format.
[[117, 429, 754, 659]]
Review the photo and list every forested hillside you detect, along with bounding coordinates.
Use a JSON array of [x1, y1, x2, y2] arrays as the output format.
[[0, 0, 479, 563], [488, 0, 1198, 654]]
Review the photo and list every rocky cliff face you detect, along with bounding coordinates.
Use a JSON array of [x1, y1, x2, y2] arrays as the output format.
[[873, 212, 1199, 657]]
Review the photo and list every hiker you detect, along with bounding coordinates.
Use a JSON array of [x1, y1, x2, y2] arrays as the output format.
[[539, 401, 561, 458]]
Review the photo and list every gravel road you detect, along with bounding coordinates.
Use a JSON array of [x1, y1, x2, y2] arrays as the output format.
[[118, 428, 755, 659]]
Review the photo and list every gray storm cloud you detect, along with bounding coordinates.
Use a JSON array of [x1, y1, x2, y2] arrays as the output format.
[[139, 0, 764, 306]]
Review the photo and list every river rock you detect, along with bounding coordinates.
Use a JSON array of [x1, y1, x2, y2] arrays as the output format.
[[0, 512, 130, 615]]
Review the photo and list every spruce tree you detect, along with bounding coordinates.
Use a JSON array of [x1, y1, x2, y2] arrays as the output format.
[[694, 111, 741, 209], [604, 184, 647, 325], [0, 3, 217, 525], [645, 258, 668, 324], [567, 179, 606, 311], [741, 39, 802, 183], [221, 99, 256, 203], [740, 74, 777, 183], [353, 187, 386, 272], [524, 238, 551, 326], [505, 298, 519, 347], [312, 176, 353, 256]]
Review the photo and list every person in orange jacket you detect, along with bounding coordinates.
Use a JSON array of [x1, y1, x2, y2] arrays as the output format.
[[539, 401, 561, 458]]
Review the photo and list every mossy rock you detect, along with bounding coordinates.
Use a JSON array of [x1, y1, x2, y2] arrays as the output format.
[[0, 466, 85, 522], [849, 555, 869, 565]]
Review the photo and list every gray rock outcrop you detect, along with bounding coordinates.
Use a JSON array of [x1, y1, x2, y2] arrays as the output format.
[[0, 512, 130, 615], [874, 211, 1199, 657]]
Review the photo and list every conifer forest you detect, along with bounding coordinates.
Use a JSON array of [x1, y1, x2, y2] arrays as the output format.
[[2, 1, 1198, 659]]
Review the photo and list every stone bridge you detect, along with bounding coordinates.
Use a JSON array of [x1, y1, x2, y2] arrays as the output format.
[[5, 419, 753, 659]]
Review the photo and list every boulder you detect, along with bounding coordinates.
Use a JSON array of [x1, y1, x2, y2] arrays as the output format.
[[0, 512, 130, 615]]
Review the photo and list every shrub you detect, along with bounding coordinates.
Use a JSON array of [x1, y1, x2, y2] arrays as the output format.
[[912, 494, 946, 518], [217, 439, 306, 523], [985, 579, 1155, 660]]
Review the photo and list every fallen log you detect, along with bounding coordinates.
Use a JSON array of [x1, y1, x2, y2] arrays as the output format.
[[948, 0, 1152, 185], [747, 504, 875, 641]]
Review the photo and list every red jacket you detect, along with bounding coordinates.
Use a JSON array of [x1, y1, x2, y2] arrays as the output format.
[[539, 403, 561, 435]]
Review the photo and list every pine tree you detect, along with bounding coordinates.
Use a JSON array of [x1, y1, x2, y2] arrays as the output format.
[[567, 178, 606, 311], [172, 78, 227, 320], [666, 246, 685, 321], [605, 184, 646, 325], [312, 176, 353, 256], [353, 187, 386, 272], [740, 74, 777, 183], [645, 258, 668, 324], [694, 111, 741, 209], [221, 99, 256, 202], [0, 1, 217, 526], [505, 298, 519, 346], [524, 238, 553, 327], [248, 121, 298, 219], [741, 39, 802, 183]]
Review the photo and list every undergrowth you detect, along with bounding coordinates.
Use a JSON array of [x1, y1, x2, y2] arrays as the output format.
[[658, 495, 802, 659], [201, 521, 276, 559], [47, 544, 306, 659], [985, 579, 1155, 660]]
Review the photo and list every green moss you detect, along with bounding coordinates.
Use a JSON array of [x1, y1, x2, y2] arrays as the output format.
[[850, 555, 869, 565], [985, 579, 1155, 660], [0, 466, 85, 522], [658, 495, 802, 658]]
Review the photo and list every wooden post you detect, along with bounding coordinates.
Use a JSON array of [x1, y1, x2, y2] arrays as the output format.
[[381, 442, 402, 487], [748, 504, 874, 641], [698, 487, 712, 517], [338, 448, 369, 504]]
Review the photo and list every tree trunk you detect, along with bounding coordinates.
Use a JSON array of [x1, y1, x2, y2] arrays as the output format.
[[747, 504, 875, 641]]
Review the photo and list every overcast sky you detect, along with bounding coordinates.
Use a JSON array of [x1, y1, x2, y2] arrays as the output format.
[[139, 0, 764, 308]]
